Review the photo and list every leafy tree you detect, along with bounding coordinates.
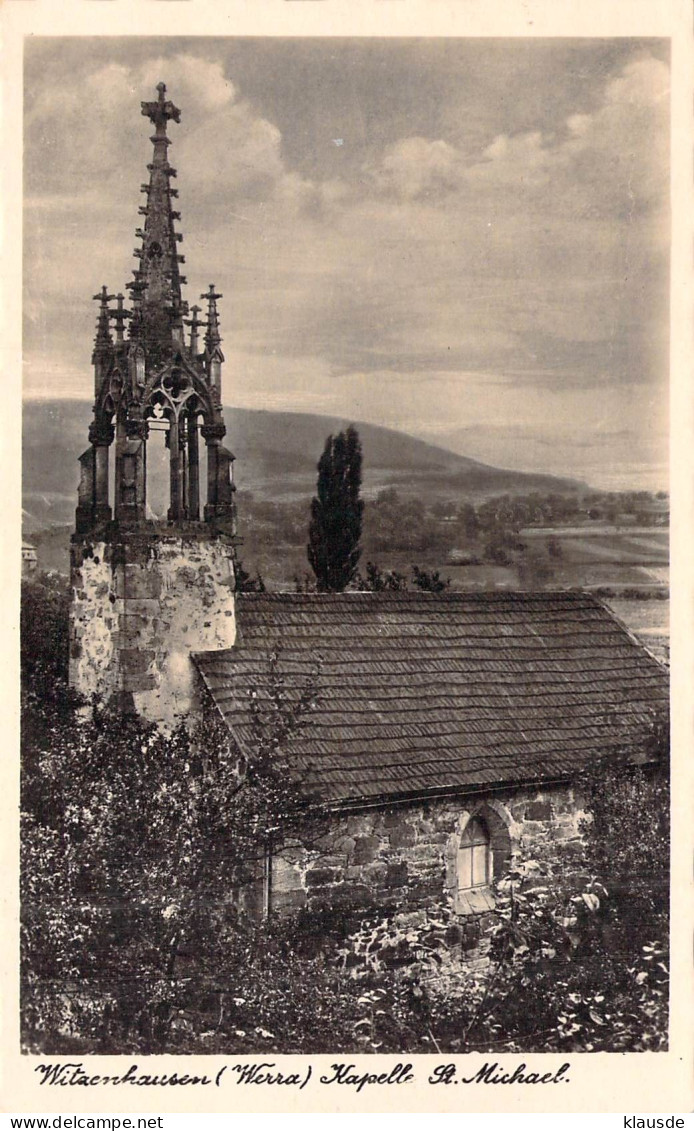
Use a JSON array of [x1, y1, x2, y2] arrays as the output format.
[[517, 553, 555, 589], [411, 565, 450, 593], [307, 426, 364, 591], [354, 563, 452, 593], [456, 502, 480, 544], [21, 578, 324, 1053], [21, 574, 70, 705], [483, 527, 522, 566], [354, 561, 408, 592], [234, 558, 266, 593], [577, 735, 669, 945], [293, 571, 317, 593], [461, 727, 669, 1052], [20, 581, 669, 1055], [430, 498, 456, 520], [332, 714, 669, 1055], [364, 490, 440, 555]]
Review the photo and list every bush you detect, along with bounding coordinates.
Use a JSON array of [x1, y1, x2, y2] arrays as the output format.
[[21, 582, 669, 1054], [21, 574, 70, 702]]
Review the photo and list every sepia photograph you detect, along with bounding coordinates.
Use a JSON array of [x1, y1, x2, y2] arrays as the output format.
[[20, 34, 671, 1061]]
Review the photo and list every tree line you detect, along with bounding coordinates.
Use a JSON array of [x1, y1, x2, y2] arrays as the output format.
[[231, 425, 667, 592]]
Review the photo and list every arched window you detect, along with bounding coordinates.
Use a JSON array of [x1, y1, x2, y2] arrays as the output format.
[[457, 816, 491, 891]]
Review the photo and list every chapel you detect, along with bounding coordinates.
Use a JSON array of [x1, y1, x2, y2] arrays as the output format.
[[69, 85, 668, 921]]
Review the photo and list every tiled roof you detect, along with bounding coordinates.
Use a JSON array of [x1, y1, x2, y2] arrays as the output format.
[[192, 592, 668, 806]]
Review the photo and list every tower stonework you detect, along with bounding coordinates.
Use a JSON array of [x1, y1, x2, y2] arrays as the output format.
[[69, 84, 237, 726]]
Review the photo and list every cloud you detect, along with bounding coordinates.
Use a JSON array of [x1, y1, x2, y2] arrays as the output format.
[[560, 56, 670, 218], [26, 49, 358, 239], [23, 43, 669, 490], [370, 137, 463, 201], [369, 55, 669, 222], [25, 54, 288, 203]]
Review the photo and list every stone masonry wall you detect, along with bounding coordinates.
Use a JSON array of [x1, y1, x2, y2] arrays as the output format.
[[69, 531, 236, 727], [271, 783, 587, 923]]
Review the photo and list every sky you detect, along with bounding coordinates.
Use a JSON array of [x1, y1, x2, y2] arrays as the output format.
[[23, 37, 670, 490]]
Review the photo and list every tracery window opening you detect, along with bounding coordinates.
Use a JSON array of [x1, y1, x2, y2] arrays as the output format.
[[144, 417, 169, 519], [457, 816, 491, 891], [143, 404, 202, 522]]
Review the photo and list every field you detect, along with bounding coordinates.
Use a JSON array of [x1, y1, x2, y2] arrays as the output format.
[[26, 479, 670, 663], [519, 526, 668, 566]]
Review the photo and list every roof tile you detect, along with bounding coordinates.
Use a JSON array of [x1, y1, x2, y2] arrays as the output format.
[[192, 592, 668, 804]]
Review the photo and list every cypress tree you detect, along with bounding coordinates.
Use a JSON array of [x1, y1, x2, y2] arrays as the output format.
[[307, 426, 364, 592]]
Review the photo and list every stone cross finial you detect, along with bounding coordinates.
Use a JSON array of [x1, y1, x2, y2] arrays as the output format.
[[93, 285, 115, 308], [92, 286, 115, 348], [202, 284, 223, 349], [141, 82, 181, 130], [110, 293, 131, 343], [184, 304, 206, 356]]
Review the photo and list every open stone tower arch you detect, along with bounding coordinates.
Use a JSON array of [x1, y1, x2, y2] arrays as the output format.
[[70, 83, 238, 727]]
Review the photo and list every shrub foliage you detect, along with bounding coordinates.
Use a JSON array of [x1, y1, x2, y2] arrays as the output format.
[[21, 576, 669, 1053]]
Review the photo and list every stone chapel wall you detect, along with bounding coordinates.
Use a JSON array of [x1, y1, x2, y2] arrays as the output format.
[[270, 782, 587, 920]]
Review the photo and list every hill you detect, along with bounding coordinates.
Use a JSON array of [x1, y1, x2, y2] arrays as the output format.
[[22, 400, 582, 533]]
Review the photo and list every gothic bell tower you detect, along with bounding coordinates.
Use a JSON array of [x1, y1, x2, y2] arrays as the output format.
[[70, 83, 237, 725]]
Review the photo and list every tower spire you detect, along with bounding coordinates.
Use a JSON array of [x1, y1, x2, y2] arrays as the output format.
[[76, 83, 236, 541], [129, 82, 187, 358]]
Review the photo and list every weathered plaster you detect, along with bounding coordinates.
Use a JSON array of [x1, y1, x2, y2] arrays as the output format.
[[69, 542, 119, 700], [70, 531, 236, 727]]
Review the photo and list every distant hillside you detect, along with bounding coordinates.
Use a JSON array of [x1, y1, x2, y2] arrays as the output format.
[[22, 400, 582, 533]]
